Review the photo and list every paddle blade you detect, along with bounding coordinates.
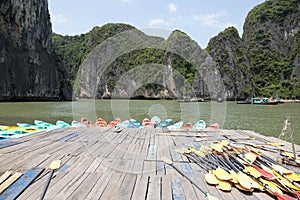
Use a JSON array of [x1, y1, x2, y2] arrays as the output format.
[[274, 192, 295, 200], [205, 172, 219, 185], [213, 167, 232, 181], [253, 165, 275, 179], [245, 166, 261, 178], [294, 191, 300, 200], [285, 172, 300, 181], [260, 178, 283, 195], [271, 164, 292, 174], [244, 152, 257, 163], [50, 160, 61, 170], [206, 193, 220, 200], [216, 179, 231, 191], [236, 172, 253, 190]]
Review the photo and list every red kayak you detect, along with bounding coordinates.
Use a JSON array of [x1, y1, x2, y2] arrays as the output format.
[[108, 118, 121, 127], [142, 118, 154, 128], [95, 118, 107, 127]]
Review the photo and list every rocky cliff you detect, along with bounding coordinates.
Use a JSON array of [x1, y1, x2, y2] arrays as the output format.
[[206, 27, 255, 100], [207, 0, 300, 99], [0, 0, 72, 101]]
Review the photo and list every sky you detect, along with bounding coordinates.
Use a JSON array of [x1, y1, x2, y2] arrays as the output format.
[[48, 0, 266, 48]]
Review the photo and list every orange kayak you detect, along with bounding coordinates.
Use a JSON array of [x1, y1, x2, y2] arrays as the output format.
[[95, 118, 107, 127], [108, 118, 121, 127], [142, 118, 154, 128]]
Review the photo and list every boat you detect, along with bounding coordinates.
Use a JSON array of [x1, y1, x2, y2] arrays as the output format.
[[236, 100, 252, 104], [95, 118, 107, 127], [71, 120, 85, 127], [115, 120, 130, 129], [193, 120, 206, 130], [181, 123, 192, 130], [108, 118, 121, 127], [251, 98, 279, 105], [167, 121, 183, 130], [56, 120, 71, 128], [142, 118, 154, 128], [151, 116, 161, 128]]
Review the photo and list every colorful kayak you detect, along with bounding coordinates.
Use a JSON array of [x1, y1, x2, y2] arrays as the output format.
[[167, 121, 183, 130], [71, 120, 85, 127], [151, 116, 161, 128], [115, 120, 130, 128], [142, 118, 154, 128], [56, 120, 71, 128], [193, 120, 206, 130], [95, 118, 107, 127], [128, 119, 141, 128], [108, 118, 121, 127], [181, 123, 193, 130]]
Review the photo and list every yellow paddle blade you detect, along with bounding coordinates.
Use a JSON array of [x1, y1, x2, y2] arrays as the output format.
[[220, 140, 229, 147], [50, 160, 61, 170], [236, 172, 253, 190], [175, 148, 190, 154], [281, 151, 297, 158], [189, 147, 196, 153], [249, 178, 264, 190], [213, 167, 232, 181], [266, 142, 285, 147], [211, 143, 223, 153], [206, 193, 220, 200], [235, 183, 254, 192], [216, 179, 232, 191], [205, 171, 219, 185], [285, 172, 300, 181], [272, 170, 300, 191], [296, 158, 300, 164], [245, 166, 261, 178], [259, 178, 283, 195], [228, 170, 238, 184], [271, 164, 292, 174], [244, 152, 257, 163]]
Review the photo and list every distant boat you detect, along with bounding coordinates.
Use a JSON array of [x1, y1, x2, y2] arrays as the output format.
[[236, 100, 252, 104], [251, 98, 279, 105]]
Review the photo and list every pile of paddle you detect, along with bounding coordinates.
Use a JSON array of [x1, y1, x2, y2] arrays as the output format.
[[176, 140, 300, 200]]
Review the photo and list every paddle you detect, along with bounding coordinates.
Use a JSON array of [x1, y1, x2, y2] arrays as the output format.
[[40, 160, 61, 200], [162, 157, 219, 200], [226, 153, 297, 200]]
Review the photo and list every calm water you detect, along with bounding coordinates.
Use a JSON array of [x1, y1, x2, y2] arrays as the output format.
[[0, 100, 299, 144]]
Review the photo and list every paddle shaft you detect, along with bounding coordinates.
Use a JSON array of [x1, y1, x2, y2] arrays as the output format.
[[168, 162, 209, 197], [40, 169, 54, 200]]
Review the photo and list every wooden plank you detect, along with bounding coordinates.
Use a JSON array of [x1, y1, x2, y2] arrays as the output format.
[[99, 172, 125, 199], [0, 168, 44, 200], [118, 173, 137, 199], [0, 172, 22, 194], [0, 141, 22, 149], [171, 177, 185, 200], [67, 172, 103, 200], [161, 175, 172, 200], [131, 175, 149, 200], [146, 175, 161, 200], [0, 171, 12, 185], [147, 144, 157, 160], [56, 132, 80, 142]]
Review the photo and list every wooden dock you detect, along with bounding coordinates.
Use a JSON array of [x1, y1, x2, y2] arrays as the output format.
[[0, 127, 299, 200]]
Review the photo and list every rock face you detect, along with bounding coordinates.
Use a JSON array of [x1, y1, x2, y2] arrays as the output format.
[[207, 0, 300, 99], [0, 0, 72, 101], [206, 27, 255, 100]]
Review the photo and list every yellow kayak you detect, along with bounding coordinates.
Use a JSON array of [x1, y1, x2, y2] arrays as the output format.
[[0, 125, 40, 133]]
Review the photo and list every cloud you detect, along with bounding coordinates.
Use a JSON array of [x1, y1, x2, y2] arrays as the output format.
[[167, 3, 177, 12], [193, 12, 235, 28], [148, 18, 171, 27]]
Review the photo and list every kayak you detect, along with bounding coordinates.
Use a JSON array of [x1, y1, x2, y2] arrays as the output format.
[[108, 118, 121, 127], [142, 118, 154, 128], [115, 120, 130, 129], [165, 119, 173, 126], [95, 118, 107, 127], [181, 123, 192, 130], [128, 119, 141, 128], [151, 116, 161, 128], [56, 120, 71, 128], [168, 121, 183, 130], [71, 120, 85, 127], [193, 120, 206, 130]]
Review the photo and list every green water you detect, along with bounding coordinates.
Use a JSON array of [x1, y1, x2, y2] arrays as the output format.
[[0, 100, 299, 144]]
